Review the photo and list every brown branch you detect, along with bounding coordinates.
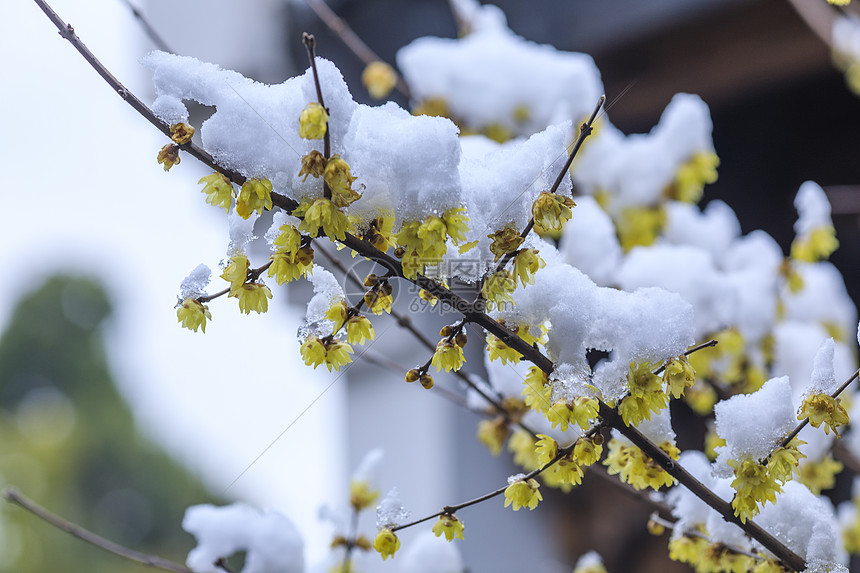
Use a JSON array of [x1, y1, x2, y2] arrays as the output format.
[[3, 487, 192, 573], [599, 404, 805, 571], [119, 0, 172, 52], [303, 0, 411, 98], [34, 4, 805, 568], [32, 0, 246, 186]]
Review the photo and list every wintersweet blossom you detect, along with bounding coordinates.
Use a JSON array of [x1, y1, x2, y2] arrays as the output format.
[[346, 315, 375, 345], [511, 249, 544, 287], [488, 226, 524, 261], [616, 206, 665, 251], [532, 192, 575, 234], [298, 150, 326, 181], [670, 151, 719, 203], [198, 172, 233, 212], [235, 283, 272, 314], [504, 477, 542, 511], [573, 436, 603, 467], [169, 121, 195, 144], [361, 61, 398, 99], [431, 514, 465, 542], [156, 143, 180, 171], [604, 439, 679, 491], [364, 284, 393, 315], [176, 298, 211, 333], [442, 207, 470, 244], [268, 247, 314, 285], [431, 339, 465, 372], [508, 430, 540, 471], [543, 454, 584, 488], [324, 156, 361, 208], [798, 455, 842, 494], [727, 458, 780, 523], [325, 300, 350, 334], [357, 214, 395, 252], [296, 197, 350, 240], [221, 254, 249, 295], [534, 434, 559, 466], [236, 178, 273, 220], [300, 336, 354, 372], [791, 226, 839, 262], [372, 528, 400, 560], [798, 392, 850, 436], [662, 356, 696, 399], [350, 479, 379, 511], [299, 102, 329, 140], [481, 271, 516, 310], [486, 334, 521, 364], [477, 417, 508, 456], [619, 362, 668, 426], [521, 367, 550, 413]]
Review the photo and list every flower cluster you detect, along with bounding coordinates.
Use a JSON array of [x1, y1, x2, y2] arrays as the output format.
[[619, 361, 668, 426], [394, 208, 469, 279], [300, 336, 354, 372], [797, 392, 850, 437], [604, 439, 679, 491]]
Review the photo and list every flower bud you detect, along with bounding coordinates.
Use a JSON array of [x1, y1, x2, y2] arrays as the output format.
[[405, 369, 420, 383], [420, 373, 434, 389]]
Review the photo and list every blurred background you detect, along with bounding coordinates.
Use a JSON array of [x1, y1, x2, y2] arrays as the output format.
[[2, 0, 860, 572]]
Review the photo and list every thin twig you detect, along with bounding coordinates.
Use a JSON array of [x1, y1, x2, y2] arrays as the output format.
[[391, 425, 600, 533], [652, 339, 718, 376], [303, 0, 411, 98], [119, 0, 172, 52], [197, 261, 273, 304], [3, 487, 192, 573], [32, 0, 246, 185]]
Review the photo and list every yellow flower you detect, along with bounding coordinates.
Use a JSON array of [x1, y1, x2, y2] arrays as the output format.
[[272, 224, 303, 254], [791, 225, 839, 262], [512, 249, 544, 288], [324, 340, 354, 372], [412, 97, 449, 118], [372, 528, 400, 561], [299, 102, 329, 140], [169, 122, 195, 145], [543, 454, 584, 488], [669, 150, 719, 203], [604, 439, 678, 491], [417, 217, 448, 258], [324, 155, 362, 208], [521, 366, 550, 408], [828, 0, 850, 6], [419, 372, 434, 389], [268, 247, 314, 285], [727, 458, 781, 523], [573, 436, 603, 467], [663, 355, 695, 399], [754, 559, 790, 573], [488, 226, 525, 262], [534, 434, 559, 466], [508, 429, 540, 471], [235, 282, 272, 314], [431, 514, 465, 542], [361, 61, 398, 100], [431, 339, 466, 372], [301, 336, 327, 369], [364, 282, 394, 315], [442, 207, 469, 244], [198, 172, 234, 212], [668, 535, 708, 567], [477, 417, 509, 456], [298, 150, 326, 181], [156, 143, 180, 171], [620, 362, 668, 426], [798, 392, 850, 437], [704, 426, 726, 461], [176, 298, 211, 333], [350, 479, 379, 511], [358, 213, 396, 252], [325, 300, 350, 334], [481, 271, 516, 310], [346, 315, 374, 345], [297, 197, 351, 241], [766, 439, 805, 483], [221, 254, 250, 295], [616, 206, 665, 251], [236, 178, 273, 219], [532, 192, 576, 234], [798, 454, 843, 495], [503, 477, 542, 511], [486, 334, 521, 364]]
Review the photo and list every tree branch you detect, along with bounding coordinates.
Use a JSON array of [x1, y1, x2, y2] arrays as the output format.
[[33, 3, 806, 568], [3, 487, 192, 573]]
